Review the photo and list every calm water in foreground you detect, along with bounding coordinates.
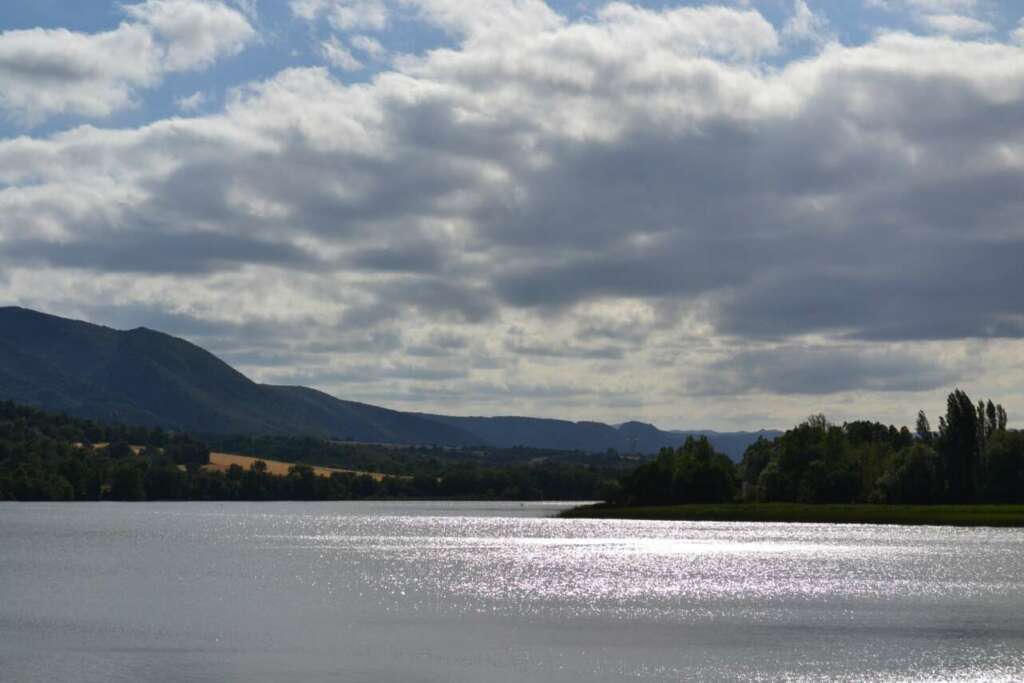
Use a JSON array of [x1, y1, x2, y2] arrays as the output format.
[[2, 502, 1024, 682]]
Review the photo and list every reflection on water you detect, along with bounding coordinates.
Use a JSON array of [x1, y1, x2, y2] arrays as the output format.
[[2, 501, 1023, 682]]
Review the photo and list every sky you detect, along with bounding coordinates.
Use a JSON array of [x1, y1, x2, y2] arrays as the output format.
[[1, 0, 1023, 431]]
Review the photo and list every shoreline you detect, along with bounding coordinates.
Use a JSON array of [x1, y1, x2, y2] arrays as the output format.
[[559, 502, 1024, 527]]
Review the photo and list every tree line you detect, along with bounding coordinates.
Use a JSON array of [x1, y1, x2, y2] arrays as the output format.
[[613, 389, 1024, 507], [0, 401, 621, 502]]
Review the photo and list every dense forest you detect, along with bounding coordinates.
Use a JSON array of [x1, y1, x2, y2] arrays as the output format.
[[5, 388, 1022, 506], [0, 401, 627, 502], [614, 389, 1024, 507]]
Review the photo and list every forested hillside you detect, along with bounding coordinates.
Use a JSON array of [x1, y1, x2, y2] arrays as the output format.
[[0, 401, 624, 502], [0, 307, 774, 455]]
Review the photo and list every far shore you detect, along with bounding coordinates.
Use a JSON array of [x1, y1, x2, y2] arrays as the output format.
[[559, 502, 1024, 527]]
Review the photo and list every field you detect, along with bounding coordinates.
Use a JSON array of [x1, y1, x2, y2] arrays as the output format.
[[205, 453, 390, 481], [86, 443, 391, 481], [560, 502, 1024, 527]]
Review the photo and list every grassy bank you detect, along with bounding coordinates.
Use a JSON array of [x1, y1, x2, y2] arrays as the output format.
[[560, 502, 1024, 527]]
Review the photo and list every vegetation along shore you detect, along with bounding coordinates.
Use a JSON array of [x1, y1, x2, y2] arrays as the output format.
[[563, 389, 1024, 527], [5, 387, 1024, 529], [560, 503, 1024, 527]]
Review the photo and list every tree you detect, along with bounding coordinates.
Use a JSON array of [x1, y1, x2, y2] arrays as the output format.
[[915, 411, 932, 443], [876, 443, 943, 504], [937, 389, 979, 502], [107, 441, 134, 460], [981, 431, 1024, 503], [110, 462, 145, 501], [165, 434, 210, 466], [619, 438, 736, 505], [668, 437, 737, 504], [144, 459, 189, 500], [739, 437, 774, 501]]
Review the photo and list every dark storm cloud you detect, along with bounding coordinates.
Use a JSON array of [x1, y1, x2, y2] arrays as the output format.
[[375, 278, 498, 323], [504, 337, 626, 360], [4, 232, 319, 274], [346, 240, 448, 273], [64, 302, 294, 340], [714, 240, 1024, 341], [266, 361, 469, 386], [405, 331, 471, 357], [689, 346, 963, 396], [5, 8, 1024, 420]]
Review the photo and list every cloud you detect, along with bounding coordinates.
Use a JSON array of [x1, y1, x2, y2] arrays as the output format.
[[865, 0, 994, 37], [783, 0, 832, 46], [1, 232, 321, 275], [320, 36, 363, 70], [918, 13, 993, 35], [122, 0, 255, 71], [290, 0, 389, 31], [0, 0, 254, 124], [4, 3, 1024, 426], [176, 91, 208, 112], [350, 35, 387, 60], [687, 345, 964, 396]]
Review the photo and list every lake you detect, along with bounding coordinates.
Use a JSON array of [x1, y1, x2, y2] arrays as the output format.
[[2, 501, 1023, 682]]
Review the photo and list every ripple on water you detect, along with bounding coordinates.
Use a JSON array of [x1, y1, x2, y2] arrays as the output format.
[[2, 502, 1023, 683]]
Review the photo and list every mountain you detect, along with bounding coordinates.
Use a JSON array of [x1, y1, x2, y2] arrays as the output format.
[[417, 415, 778, 459], [0, 307, 480, 446], [0, 307, 778, 457]]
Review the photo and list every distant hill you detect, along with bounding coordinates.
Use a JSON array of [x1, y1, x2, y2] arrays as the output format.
[[0, 307, 779, 457], [0, 307, 480, 446], [418, 416, 778, 459]]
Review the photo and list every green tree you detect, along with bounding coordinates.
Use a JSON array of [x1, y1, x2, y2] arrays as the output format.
[[876, 443, 943, 504], [915, 411, 932, 443], [981, 431, 1024, 503], [938, 389, 980, 502], [110, 462, 145, 501]]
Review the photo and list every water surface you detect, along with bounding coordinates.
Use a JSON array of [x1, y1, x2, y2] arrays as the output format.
[[2, 501, 1023, 682]]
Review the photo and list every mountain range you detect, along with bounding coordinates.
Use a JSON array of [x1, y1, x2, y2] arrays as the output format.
[[0, 307, 779, 459]]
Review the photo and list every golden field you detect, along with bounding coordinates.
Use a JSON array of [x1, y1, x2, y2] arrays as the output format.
[[205, 452, 389, 481]]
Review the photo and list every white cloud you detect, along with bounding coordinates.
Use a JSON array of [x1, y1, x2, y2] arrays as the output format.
[[5, 4, 1024, 425], [228, 0, 259, 20], [865, 0, 994, 38], [919, 13, 993, 35], [123, 0, 255, 71], [321, 36, 363, 70], [176, 90, 208, 112], [0, 25, 159, 123], [0, 0, 254, 125], [1013, 19, 1024, 44], [351, 35, 387, 60], [290, 0, 389, 31], [400, 0, 564, 40], [783, 0, 832, 46]]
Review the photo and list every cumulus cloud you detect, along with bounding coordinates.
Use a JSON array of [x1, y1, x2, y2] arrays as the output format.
[[867, 0, 995, 37], [176, 90, 208, 112], [4, 2, 1024, 426], [688, 346, 963, 396], [290, 0, 390, 31], [0, 0, 254, 124], [783, 0, 832, 46], [351, 35, 387, 60], [918, 13, 993, 35], [321, 36, 363, 70], [122, 0, 255, 70]]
